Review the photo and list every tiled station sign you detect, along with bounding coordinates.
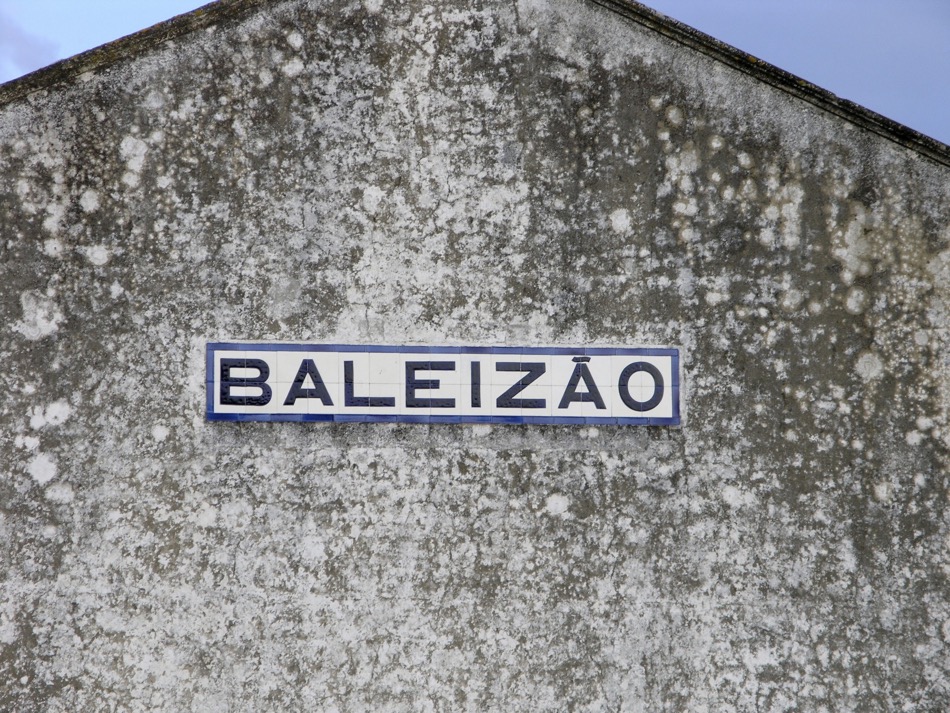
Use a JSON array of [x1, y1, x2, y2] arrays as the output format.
[[207, 343, 680, 425]]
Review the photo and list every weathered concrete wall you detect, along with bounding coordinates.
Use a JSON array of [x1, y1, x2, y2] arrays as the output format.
[[2, 0, 949, 709]]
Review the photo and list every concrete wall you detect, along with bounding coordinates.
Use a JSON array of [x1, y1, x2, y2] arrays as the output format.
[[2, 0, 949, 709]]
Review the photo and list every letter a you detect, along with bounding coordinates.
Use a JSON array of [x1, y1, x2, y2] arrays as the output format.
[[284, 359, 334, 406], [558, 357, 606, 409]]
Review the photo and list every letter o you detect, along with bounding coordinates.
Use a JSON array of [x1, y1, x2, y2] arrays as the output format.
[[618, 362, 663, 412]]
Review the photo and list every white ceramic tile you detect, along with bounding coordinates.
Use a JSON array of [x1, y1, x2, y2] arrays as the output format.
[[214, 350, 276, 413], [466, 355, 493, 415], [489, 380, 521, 419], [428, 351, 463, 386], [610, 354, 672, 418], [550, 356, 597, 418], [369, 350, 403, 386]]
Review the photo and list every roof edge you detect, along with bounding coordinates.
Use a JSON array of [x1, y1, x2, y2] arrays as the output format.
[[593, 0, 950, 168], [1, 0, 948, 169], [0, 0, 267, 107]]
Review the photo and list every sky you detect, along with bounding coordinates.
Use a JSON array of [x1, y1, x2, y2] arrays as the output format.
[[0, 0, 947, 145]]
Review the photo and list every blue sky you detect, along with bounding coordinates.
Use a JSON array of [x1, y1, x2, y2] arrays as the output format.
[[0, 0, 947, 145]]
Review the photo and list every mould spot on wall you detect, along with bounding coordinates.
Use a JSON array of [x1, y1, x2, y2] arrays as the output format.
[[42, 201, 66, 234], [193, 502, 218, 528], [856, 351, 884, 381], [144, 90, 165, 110], [43, 239, 63, 258], [45, 483, 74, 504], [609, 208, 631, 234], [119, 136, 147, 171], [152, 424, 170, 442], [30, 401, 72, 430], [258, 68, 274, 86], [830, 204, 873, 284], [81, 245, 111, 266], [780, 289, 803, 312], [13, 291, 63, 340], [544, 493, 570, 516], [722, 484, 757, 509], [119, 135, 148, 188], [27, 453, 57, 485], [79, 189, 100, 213], [362, 186, 385, 214], [282, 57, 305, 76], [873, 480, 893, 503], [845, 287, 868, 315], [14, 435, 39, 451]]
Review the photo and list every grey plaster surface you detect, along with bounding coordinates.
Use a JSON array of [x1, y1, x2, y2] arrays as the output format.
[[1, 0, 949, 709]]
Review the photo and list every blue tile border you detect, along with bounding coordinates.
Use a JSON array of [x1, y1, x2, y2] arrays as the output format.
[[207, 341, 680, 357], [207, 412, 680, 425]]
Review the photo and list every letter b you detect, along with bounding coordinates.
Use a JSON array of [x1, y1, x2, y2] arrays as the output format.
[[220, 358, 272, 406]]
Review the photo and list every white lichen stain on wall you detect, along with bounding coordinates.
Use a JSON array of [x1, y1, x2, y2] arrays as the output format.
[[29, 400, 72, 429], [119, 135, 148, 188], [79, 188, 100, 213], [609, 207, 631, 234], [544, 492, 570, 516], [757, 168, 804, 250], [45, 482, 74, 503], [12, 290, 62, 340], [27, 453, 57, 484], [80, 245, 111, 266], [829, 202, 874, 285]]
